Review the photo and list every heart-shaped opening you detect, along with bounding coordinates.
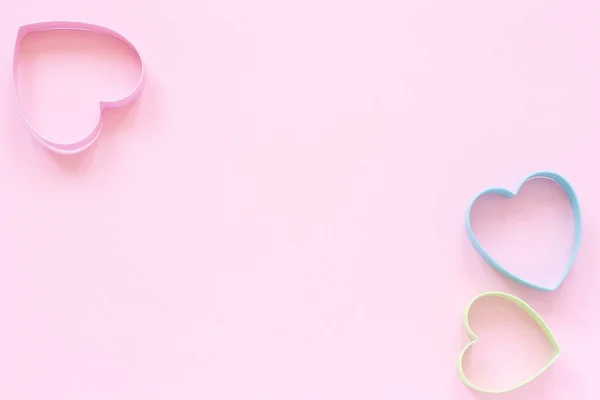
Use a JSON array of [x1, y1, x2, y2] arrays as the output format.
[[15, 28, 142, 144], [461, 295, 558, 392], [469, 177, 576, 289]]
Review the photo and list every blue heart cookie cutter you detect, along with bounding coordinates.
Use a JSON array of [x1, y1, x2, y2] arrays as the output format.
[[466, 171, 581, 291]]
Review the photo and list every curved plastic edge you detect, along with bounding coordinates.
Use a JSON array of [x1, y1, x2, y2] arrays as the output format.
[[457, 291, 560, 394], [13, 21, 145, 155], [465, 171, 582, 291]]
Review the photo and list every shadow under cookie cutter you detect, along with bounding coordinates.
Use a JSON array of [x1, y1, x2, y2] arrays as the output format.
[[465, 171, 582, 291], [13, 21, 145, 155], [458, 291, 560, 394]]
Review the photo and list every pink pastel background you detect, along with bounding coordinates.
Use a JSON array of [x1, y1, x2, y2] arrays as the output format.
[[1, 0, 599, 398]]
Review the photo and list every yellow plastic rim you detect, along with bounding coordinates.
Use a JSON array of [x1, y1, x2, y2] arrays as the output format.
[[457, 291, 560, 394]]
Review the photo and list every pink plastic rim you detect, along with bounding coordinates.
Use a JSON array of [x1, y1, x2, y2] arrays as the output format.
[[13, 21, 145, 155]]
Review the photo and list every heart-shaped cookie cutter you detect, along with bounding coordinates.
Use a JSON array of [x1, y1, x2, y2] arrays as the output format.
[[458, 291, 560, 394], [466, 171, 582, 291], [13, 21, 145, 155]]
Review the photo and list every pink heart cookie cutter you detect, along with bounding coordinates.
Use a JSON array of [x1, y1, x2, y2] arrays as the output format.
[[13, 21, 145, 155]]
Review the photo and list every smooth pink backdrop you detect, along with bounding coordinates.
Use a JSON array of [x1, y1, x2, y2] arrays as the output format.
[[1, 0, 599, 398]]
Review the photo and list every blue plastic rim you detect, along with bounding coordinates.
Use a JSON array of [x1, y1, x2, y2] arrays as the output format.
[[465, 171, 582, 291]]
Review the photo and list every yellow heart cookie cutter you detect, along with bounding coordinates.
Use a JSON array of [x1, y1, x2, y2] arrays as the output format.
[[457, 291, 561, 394]]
